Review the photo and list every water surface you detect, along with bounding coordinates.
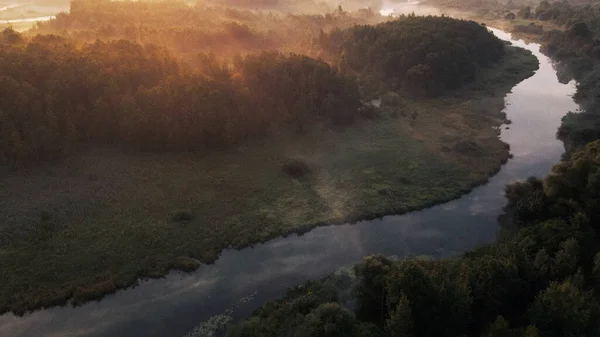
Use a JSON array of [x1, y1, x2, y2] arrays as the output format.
[[0, 17, 578, 337]]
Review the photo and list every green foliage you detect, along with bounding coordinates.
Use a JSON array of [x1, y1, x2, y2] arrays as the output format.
[[523, 326, 540, 337], [299, 303, 356, 337], [237, 52, 361, 128], [485, 316, 510, 337], [1, 28, 22, 44], [281, 158, 312, 178], [529, 281, 600, 337], [385, 296, 413, 337], [545, 140, 600, 223], [0, 34, 360, 167], [593, 252, 600, 282], [504, 177, 547, 225], [320, 16, 505, 96], [553, 238, 580, 279], [354, 255, 394, 323], [172, 210, 196, 222]]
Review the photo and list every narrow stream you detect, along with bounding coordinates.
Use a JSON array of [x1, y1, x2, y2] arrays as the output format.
[[0, 16, 578, 337]]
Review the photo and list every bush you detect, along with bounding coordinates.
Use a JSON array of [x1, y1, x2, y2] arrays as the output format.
[[359, 105, 379, 120], [172, 210, 195, 222], [172, 257, 200, 272], [452, 140, 482, 156], [282, 158, 311, 178], [381, 92, 403, 107], [40, 210, 52, 222]]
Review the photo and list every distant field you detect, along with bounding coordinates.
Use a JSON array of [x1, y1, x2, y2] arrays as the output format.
[[0, 46, 538, 314]]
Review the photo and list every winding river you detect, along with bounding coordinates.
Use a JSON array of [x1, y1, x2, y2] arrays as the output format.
[[0, 6, 579, 337]]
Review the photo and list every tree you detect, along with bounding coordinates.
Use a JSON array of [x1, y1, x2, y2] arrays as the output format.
[[593, 252, 600, 283], [533, 248, 552, 280], [529, 281, 600, 337], [320, 16, 504, 97], [523, 325, 540, 337], [504, 177, 547, 225], [518, 6, 531, 19], [385, 295, 413, 337], [567, 22, 590, 39], [466, 256, 522, 334], [354, 255, 394, 323], [538, 1, 551, 11], [385, 260, 434, 333], [300, 303, 357, 337], [552, 238, 579, 278], [1, 27, 22, 44], [485, 316, 510, 337], [405, 64, 432, 96]]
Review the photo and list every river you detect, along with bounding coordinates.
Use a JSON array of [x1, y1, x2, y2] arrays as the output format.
[[0, 7, 579, 337]]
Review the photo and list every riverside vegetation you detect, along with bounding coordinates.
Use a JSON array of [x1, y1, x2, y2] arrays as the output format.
[[0, 0, 537, 314]]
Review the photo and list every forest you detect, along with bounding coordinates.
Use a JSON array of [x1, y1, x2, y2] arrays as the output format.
[[228, 139, 600, 337], [0, 29, 361, 167], [0, 2, 507, 168], [320, 15, 505, 96]]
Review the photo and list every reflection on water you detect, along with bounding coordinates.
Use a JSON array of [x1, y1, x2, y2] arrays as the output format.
[[0, 11, 579, 337]]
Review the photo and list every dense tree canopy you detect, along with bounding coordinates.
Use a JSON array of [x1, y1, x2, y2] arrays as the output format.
[[0, 30, 360, 167], [320, 15, 505, 96]]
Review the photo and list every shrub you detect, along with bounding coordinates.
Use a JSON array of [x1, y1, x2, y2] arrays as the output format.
[[381, 92, 403, 107], [359, 105, 379, 120], [40, 210, 52, 222], [172, 257, 200, 272], [452, 140, 482, 156], [172, 210, 195, 222], [282, 158, 311, 178]]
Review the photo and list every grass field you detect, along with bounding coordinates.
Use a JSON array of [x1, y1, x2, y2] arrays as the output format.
[[0, 46, 538, 315]]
